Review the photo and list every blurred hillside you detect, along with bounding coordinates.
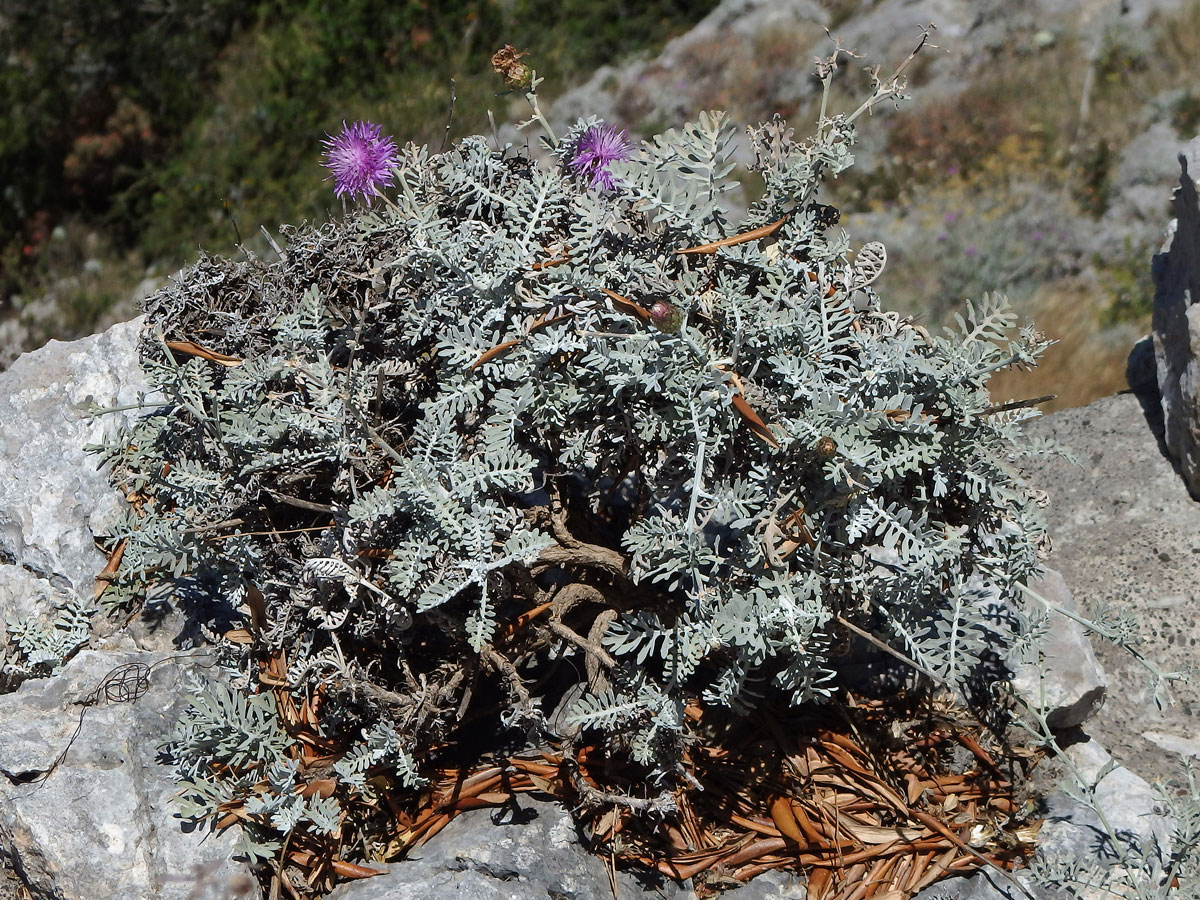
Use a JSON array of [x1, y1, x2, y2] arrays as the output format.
[[4, 0, 1199, 411], [0, 0, 719, 365], [545, 0, 1200, 411]]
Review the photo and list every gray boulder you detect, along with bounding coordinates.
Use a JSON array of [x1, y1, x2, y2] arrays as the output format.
[[0, 649, 258, 900], [1151, 136, 1200, 499], [1009, 568, 1107, 731], [1052, 738, 1171, 852], [910, 872, 1052, 900], [858, 550, 1106, 731], [0, 319, 146, 600], [1020, 392, 1200, 787], [913, 739, 1173, 900], [321, 795, 816, 900], [324, 796, 694, 900], [0, 324, 259, 900]]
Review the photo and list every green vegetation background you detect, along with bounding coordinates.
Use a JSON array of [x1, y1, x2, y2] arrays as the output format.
[[0, 0, 718, 342]]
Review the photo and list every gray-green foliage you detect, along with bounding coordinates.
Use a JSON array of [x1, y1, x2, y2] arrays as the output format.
[[1, 595, 92, 686], [1031, 760, 1200, 900], [162, 678, 293, 861], [160, 674, 427, 862], [94, 48, 1054, 863]]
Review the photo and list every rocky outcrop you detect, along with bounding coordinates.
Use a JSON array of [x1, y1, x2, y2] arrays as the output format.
[[1151, 136, 1200, 499], [1019, 390, 1200, 787], [0, 319, 146, 600], [0, 320, 259, 900], [323, 796, 694, 900], [0, 650, 259, 900], [1008, 568, 1107, 731]]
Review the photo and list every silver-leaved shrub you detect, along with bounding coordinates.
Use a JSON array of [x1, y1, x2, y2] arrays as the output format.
[[95, 43, 1059, 871]]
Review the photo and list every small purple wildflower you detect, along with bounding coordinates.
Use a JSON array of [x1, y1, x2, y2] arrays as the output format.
[[964, 245, 979, 258], [568, 123, 633, 192], [321, 120, 398, 203]]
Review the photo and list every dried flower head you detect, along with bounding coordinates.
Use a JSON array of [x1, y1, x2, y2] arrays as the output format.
[[321, 120, 398, 203], [491, 44, 532, 89], [567, 123, 634, 192]]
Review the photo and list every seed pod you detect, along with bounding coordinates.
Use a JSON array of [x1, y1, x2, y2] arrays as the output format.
[[814, 436, 837, 458], [648, 299, 682, 333], [491, 45, 532, 89]]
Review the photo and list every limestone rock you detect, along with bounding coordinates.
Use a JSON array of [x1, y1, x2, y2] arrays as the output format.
[[1058, 739, 1172, 850], [0, 566, 68, 647], [0, 648, 259, 900], [1141, 729, 1200, 758], [1009, 568, 1107, 731], [1151, 136, 1200, 499], [1020, 392, 1200, 787], [0, 324, 257, 900], [0, 315, 191, 667], [321, 797, 808, 900], [0, 318, 147, 598], [324, 796, 695, 900], [909, 872, 1051, 900], [913, 739, 1173, 900]]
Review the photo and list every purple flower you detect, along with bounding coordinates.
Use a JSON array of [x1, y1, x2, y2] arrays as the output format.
[[567, 123, 633, 191], [321, 120, 398, 202], [964, 245, 979, 258]]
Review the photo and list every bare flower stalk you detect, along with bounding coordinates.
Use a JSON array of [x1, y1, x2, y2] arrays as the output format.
[[518, 73, 558, 148]]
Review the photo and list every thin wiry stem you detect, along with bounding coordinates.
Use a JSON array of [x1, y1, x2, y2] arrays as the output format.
[[846, 25, 937, 126], [517, 73, 558, 148]]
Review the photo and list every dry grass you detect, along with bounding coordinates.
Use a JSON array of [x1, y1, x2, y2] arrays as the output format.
[[989, 275, 1146, 413]]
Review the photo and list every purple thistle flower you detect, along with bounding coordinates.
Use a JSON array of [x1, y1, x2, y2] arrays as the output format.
[[567, 123, 633, 192], [321, 120, 398, 202]]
